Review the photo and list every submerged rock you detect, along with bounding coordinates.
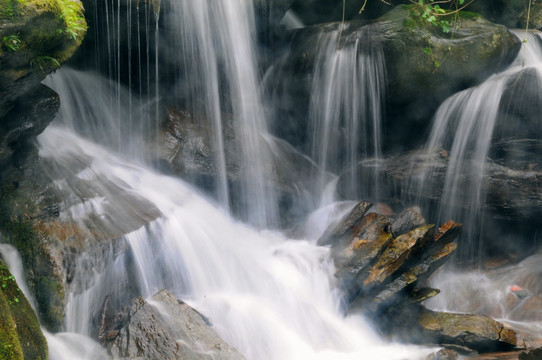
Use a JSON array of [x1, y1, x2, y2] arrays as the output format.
[[109, 290, 246, 360]]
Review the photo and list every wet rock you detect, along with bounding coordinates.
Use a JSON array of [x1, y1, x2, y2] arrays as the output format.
[[0, 84, 59, 169], [0, 262, 48, 360], [391, 206, 426, 236], [272, 6, 520, 152], [425, 348, 460, 360], [318, 201, 373, 246], [416, 308, 518, 352], [519, 347, 542, 360], [109, 290, 246, 360], [0, 0, 87, 118]]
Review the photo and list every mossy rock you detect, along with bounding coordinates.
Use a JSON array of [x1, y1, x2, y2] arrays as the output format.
[[0, 0, 87, 118], [0, 262, 48, 360], [0, 186, 66, 331]]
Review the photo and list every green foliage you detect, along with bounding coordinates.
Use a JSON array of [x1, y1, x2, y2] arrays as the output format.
[[57, 0, 87, 41], [2, 35, 22, 51], [30, 55, 61, 72], [408, 0, 469, 33]]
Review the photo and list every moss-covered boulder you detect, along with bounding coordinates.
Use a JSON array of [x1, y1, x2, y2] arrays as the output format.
[[0, 0, 87, 118], [0, 262, 48, 360]]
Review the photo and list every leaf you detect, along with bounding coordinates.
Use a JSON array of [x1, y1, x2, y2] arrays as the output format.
[[423, 47, 432, 55], [434, 60, 441, 68]]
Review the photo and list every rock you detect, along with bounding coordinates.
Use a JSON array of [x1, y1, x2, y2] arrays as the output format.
[[378, 6, 521, 150], [391, 206, 426, 236], [0, 262, 48, 360], [109, 290, 246, 360], [425, 348, 460, 360], [0, 0, 87, 118], [272, 6, 521, 152], [0, 84, 59, 169], [519, 347, 542, 360], [317, 201, 373, 246], [337, 150, 542, 260], [363, 225, 434, 290], [158, 106, 323, 227], [416, 308, 518, 352]]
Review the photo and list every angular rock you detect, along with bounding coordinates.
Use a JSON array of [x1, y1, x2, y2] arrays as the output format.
[[319, 201, 374, 245], [391, 206, 426, 236], [110, 290, 246, 360], [363, 225, 434, 289], [425, 348, 460, 360]]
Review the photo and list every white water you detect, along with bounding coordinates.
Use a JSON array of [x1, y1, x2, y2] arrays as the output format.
[[35, 126, 433, 360], [308, 27, 385, 200], [419, 30, 542, 259], [166, 0, 278, 227]]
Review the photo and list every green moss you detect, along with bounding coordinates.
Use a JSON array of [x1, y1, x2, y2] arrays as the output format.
[[0, 0, 87, 66], [0, 264, 47, 360], [0, 287, 23, 360], [0, 187, 65, 331]]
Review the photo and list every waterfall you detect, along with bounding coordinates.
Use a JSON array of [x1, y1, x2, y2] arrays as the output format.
[[34, 125, 432, 360], [308, 26, 386, 201], [418, 30, 542, 260], [164, 0, 278, 227]]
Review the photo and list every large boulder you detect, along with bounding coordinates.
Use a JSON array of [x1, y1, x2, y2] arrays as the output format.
[[271, 6, 521, 152], [0, 0, 87, 118], [109, 290, 246, 360]]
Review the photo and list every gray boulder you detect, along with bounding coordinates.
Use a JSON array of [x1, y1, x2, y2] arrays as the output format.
[[109, 290, 246, 360]]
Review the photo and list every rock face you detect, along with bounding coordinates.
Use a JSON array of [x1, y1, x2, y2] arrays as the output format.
[[0, 0, 87, 118], [109, 290, 246, 360], [319, 201, 520, 353], [0, 262, 47, 360]]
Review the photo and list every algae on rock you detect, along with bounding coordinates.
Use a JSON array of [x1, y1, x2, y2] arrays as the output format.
[[0, 262, 48, 360]]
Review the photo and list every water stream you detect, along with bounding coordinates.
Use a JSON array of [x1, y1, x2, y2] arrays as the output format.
[[31, 125, 432, 360]]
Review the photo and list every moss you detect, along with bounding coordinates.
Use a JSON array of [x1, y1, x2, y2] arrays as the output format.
[[0, 187, 65, 331], [0, 263, 47, 360], [0, 0, 87, 66], [0, 288, 24, 360]]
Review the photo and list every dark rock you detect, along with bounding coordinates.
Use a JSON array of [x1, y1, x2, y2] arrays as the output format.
[[391, 206, 426, 236], [318, 201, 373, 246], [0, 84, 59, 169], [272, 6, 521, 153], [0, 0, 87, 118], [519, 347, 542, 360], [109, 290, 246, 360]]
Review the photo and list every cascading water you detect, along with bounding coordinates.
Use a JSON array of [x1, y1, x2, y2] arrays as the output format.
[[32, 123, 433, 360], [308, 26, 385, 202], [417, 30, 542, 260], [164, 0, 278, 227]]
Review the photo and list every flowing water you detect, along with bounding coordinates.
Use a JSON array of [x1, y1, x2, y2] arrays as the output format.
[[416, 30, 542, 260], [29, 124, 432, 360], [308, 27, 386, 201], [164, 0, 278, 227]]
